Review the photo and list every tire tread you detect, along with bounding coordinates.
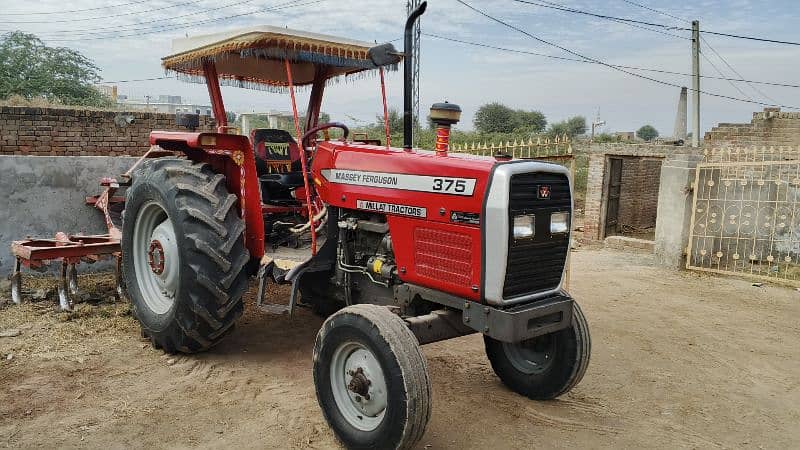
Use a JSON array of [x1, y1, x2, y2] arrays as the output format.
[[123, 158, 249, 353]]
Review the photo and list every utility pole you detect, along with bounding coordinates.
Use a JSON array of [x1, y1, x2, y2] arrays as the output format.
[[590, 120, 605, 143], [691, 20, 700, 147]]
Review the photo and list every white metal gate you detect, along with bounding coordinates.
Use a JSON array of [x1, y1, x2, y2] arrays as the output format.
[[687, 147, 800, 285]]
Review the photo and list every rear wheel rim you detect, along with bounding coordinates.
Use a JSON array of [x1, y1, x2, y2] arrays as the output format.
[[132, 201, 180, 315], [330, 341, 388, 432], [502, 334, 557, 375]]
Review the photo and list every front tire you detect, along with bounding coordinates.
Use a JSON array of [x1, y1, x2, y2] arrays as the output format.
[[484, 302, 591, 400], [122, 158, 249, 353], [313, 305, 431, 449]]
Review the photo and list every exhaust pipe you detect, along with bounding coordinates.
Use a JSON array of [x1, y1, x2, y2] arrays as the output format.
[[404, 1, 427, 150]]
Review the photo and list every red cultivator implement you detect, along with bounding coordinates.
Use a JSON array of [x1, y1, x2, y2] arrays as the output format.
[[9, 148, 173, 310]]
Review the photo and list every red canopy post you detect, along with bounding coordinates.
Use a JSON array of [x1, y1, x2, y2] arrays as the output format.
[[285, 59, 317, 255], [305, 66, 329, 132], [202, 60, 228, 132]]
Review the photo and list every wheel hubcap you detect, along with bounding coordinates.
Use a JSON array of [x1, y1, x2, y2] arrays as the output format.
[[503, 334, 557, 375], [330, 342, 388, 431], [133, 201, 179, 315]]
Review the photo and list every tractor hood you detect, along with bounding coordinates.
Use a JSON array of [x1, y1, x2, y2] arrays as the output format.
[[312, 141, 497, 226]]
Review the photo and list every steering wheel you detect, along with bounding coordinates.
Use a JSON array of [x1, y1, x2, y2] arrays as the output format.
[[301, 122, 350, 149]]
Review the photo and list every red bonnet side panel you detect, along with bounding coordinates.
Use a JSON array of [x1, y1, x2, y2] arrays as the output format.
[[312, 142, 495, 301]]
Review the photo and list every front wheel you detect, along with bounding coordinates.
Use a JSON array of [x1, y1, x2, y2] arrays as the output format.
[[484, 302, 591, 400], [313, 305, 431, 450]]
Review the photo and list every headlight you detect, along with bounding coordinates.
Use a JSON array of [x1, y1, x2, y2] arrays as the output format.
[[513, 214, 535, 239], [550, 212, 570, 234]]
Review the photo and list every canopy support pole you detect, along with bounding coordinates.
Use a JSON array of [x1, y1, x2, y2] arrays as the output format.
[[202, 60, 228, 132], [305, 66, 329, 132], [380, 68, 391, 147], [285, 59, 317, 255]]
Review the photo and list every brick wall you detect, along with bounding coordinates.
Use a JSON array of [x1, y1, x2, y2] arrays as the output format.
[[704, 108, 800, 148], [582, 143, 691, 241], [0, 106, 215, 156]]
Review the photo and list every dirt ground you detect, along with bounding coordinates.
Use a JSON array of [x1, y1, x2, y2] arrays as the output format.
[[1, 248, 798, 449]]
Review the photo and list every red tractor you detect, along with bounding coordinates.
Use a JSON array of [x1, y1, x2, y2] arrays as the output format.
[[122, 3, 589, 448]]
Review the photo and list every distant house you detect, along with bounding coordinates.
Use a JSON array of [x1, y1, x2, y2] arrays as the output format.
[[614, 131, 636, 142], [118, 94, 212, 116], [95, 84, 118, 102], [239, 111, 296, 135]]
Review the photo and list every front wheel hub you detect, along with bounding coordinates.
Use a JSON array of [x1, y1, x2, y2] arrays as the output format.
[[347, 367, 372, 399], [331, 342, 388, 431]]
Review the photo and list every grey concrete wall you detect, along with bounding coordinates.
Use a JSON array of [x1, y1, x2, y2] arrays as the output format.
[[0, 156, 137, 276], [654, 153, 703, 268]]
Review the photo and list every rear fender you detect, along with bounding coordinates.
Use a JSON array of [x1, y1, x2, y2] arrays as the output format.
[[149, 131, 265, 259]]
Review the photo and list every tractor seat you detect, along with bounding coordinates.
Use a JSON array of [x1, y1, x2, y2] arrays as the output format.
[[259, 171, 310, 205], [260, 172, 307, 189]]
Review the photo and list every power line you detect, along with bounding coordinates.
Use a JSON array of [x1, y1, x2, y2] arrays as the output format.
[[1, 0, 205, 24], [8, 0, 259, 37], [454, 0, 800, 109], [100, 76, 175, 83], [42, 0, 325, 42], [700, 30, 800, 46], [423, 32, 800, 89], [620, 0, 784, 106], [701, 37, 782, 106], [619, 0, 687, 22], [509, 0, 800, 46], [699, 49, 754, 102], [518, 0, 687, 40], [0, 0, 152, 16]]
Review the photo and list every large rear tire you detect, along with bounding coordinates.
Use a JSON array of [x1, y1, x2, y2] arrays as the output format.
[[313, 305, 431, 449], [484, 302, 591, 400], [122, 158, 249, 353]]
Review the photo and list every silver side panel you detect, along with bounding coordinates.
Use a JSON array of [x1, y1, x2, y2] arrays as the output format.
[[483, 161, 573, 306]]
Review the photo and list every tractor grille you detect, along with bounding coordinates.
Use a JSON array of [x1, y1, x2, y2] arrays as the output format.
[[503, 172, 571, 299], [415, 227, 473, 288]]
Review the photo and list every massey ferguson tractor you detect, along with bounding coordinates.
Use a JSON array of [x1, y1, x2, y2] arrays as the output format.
[[120, 3, 590, 448]]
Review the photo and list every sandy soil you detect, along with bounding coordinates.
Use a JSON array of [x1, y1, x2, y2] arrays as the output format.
[[1, 248, 798, 449]]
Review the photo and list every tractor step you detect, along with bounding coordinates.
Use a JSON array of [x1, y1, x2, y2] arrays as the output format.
[[259, 303, 292, 315]]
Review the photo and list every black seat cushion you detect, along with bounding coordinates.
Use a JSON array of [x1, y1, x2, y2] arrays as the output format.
[[260, 172, 306, 189], [259, 171, 310, 205]]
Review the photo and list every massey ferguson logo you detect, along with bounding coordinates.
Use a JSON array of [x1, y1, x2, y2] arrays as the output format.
[[538, 185, 551, 199]]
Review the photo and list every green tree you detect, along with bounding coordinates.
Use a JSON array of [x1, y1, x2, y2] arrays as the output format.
[[636, 124, 659, 141], [473, 102, 518, 133], [375, 108, 416, 134], [0, 32, 109, 106], [547, 115, 586, 138], [593, 133, 620, 143], [513, 109, 547, 133]]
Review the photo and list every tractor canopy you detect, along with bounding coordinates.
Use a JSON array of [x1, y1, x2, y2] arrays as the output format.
[[162, 26, 402, 91]]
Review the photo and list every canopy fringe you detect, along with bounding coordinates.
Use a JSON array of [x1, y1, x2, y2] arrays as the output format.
[[171, 66, 390, 93]]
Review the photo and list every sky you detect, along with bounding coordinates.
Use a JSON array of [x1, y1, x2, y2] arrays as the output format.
[[3, 0, 799, 136]]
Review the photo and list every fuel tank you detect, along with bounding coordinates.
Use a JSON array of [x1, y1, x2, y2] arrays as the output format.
[[312, 141, 498, 301]]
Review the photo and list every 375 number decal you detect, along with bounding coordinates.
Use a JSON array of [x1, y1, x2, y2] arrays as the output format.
[[432, 178, 467, 193]]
